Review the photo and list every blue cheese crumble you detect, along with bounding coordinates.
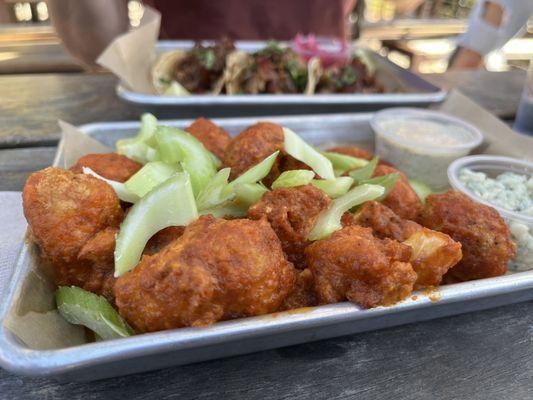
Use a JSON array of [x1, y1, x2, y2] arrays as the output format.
[[459, 168, 533, 272]]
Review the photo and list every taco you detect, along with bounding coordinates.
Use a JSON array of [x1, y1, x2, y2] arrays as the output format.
[[152, 38, 236, 95], [224, 42, 317, 95]]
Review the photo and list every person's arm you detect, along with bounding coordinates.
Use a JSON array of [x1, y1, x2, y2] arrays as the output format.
[[46, 0, 129, 69], [449, 0, 532, 70]]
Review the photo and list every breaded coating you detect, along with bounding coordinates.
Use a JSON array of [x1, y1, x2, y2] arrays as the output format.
[[248, 185, 331, 269], [327, 145, 374, 161], [22, 167, 123, 298], [373, 164, 421, 220], [306, 226, 416, 308], [404, 228, 462, 288], [70, 153, 142, 182], [185, 117, 231, 160], [344, 201, 462, 287], [143, 226, 186, 255], [420, 191, 515, 281], [77, 227, 117, 303], [115, 216, 297, 332], [345, 201, 421, 242], [279, 268, 317, 310], [223, 122, 285, 185]]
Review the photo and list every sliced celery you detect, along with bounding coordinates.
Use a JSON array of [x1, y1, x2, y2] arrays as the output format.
[[116, 113, 158, 164], [308, 184, 385, 241], [234, 183, 268, 206], [221, 151, 279, 198], [322, 151, 368, 173], [163, 81, 191, 96], [359, 173, 398, 199], [200, 202, 248, 218], [196, 168, 231, 210], [82, 167, 140, 203], [155, 126, 217, 195], [311, 176, 354, 198], [283, 128, 335, 180], [56, 286, 134, 340], [124, 161, 179, 198], [114, 173, 198, 276], [271, 170, 315, 189], [409, 179, 433, 202], [349, 157, 379, 183]]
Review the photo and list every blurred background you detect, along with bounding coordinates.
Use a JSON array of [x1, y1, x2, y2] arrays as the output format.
[[0, 0, 531, 75]]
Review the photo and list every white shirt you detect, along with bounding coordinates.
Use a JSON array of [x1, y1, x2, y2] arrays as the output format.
[[457, 0, 533, 55]]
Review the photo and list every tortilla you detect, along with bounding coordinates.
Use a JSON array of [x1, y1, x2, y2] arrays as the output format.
[[151, 49, 188, 94], [305, 57, 322, 95]]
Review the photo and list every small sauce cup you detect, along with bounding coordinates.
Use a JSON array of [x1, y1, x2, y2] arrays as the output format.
[[371, 108, 483, 190]]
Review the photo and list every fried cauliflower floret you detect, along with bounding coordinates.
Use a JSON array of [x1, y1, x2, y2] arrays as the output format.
[[248, 185, 331, 269], [279, 268, 317, 310], [22, 167, 123, 298], [77, 227, 118, 302], [344, 201, 462, 288], [420, 191, 515, 281], [185, 117, 231, 160], [373, 164, 421, 220], [345, 201, 421, 242], [223, 122, 284, 184], [305, 226, 416, 308], [70, 153, 142, 182], [115, 216, 297, 332], [143, 226, 186, 255]]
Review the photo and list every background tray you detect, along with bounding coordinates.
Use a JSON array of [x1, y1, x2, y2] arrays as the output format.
[[1, 113, 531, 383], [116, 41, 447, 118]]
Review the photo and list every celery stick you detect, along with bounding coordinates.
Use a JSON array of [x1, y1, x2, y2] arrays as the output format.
[[271, 170, 315, 189], [221, 151, 279, 198], [196, 168, 232, 210], [234, 183, 268, 206], [308, 184, 385, 241], [359, 173, 398, 199], [124, 161, 179, 198], [322, 151, 368, 173], [409, 179, 433, 202], [283, 128, 335, 180], [82, 167, 140, 203], [200, 202, 248, 218], [349, 157, 379, 182], [114, 173, 198, 276], [155, 126, 217, 195], [311, 176, 354, 198], [116, 113, 158, 163], [163, 81, 191, 96], [56, 286, 134, 340]]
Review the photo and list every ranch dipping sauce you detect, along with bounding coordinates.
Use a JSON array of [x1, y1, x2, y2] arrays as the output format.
[[371, 108, 483, 190]]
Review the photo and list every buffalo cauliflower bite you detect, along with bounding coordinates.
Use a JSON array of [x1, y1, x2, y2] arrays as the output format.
[[22, 167, 123, 299], [70, 153, 142, 182], [305, 225, 416, 308], [373, 164, 421, 220], [185, 117, 232, 160], [222, 122, 306, 185], [279, 268, 317, 310], [344, 201, 462, 288], [420, 191, 515, 281], [248, 185, 331, 269], [115, 216, 297, 332]]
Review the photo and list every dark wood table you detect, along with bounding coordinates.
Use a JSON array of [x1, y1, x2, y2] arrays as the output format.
[[1, 70, 532, 400]]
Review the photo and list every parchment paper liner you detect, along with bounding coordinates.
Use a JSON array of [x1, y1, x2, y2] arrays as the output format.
[[3, 91, 532, 350]]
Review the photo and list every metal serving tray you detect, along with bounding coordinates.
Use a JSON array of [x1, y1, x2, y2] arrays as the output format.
[[116, 41, 447, 117], [1, 113, 532, 382]]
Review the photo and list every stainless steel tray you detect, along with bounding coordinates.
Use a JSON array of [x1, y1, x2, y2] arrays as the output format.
[[116, 41, 447, 117], [1, 113, 531, 383]]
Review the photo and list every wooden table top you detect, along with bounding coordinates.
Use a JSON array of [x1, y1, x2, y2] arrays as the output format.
[[0, 69, 531, 400]]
